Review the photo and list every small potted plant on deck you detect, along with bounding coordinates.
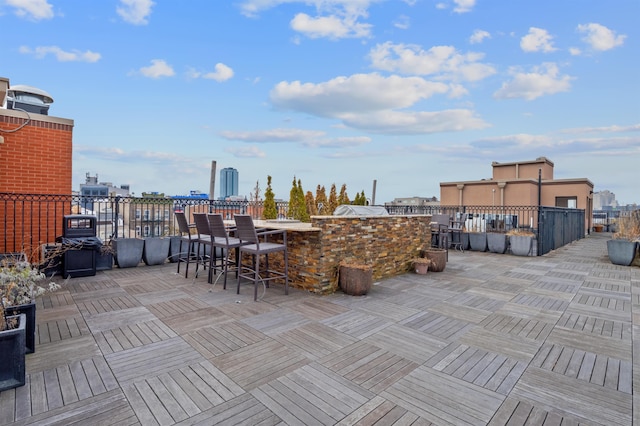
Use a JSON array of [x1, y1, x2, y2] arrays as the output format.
[[412, 258, 432, 275], [1, 255, 61, 355], [607, 210, 640, 266]]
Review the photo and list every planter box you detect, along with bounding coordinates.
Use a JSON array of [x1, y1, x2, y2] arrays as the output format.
[[113, 238, 144, 268], [487, 233, 508, 254], [4, 303, 36, 354], [143, 238, 171, 266], [339, 264, 372, 296], [168, 236, 183, 263], [607, 239, 638, 266], [468, 233, 487, 252], [0, 314, 26, 392], [413, 260, 430, 275], [96, 251, 113, 271], [510, 235, 533, 256]]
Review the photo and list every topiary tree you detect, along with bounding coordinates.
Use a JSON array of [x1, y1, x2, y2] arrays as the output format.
[[338, 183, 350, 206], [315, 185, 328, 215], [305, 191, 317, 216], [297, 179, 310, 222], [353, 190, 367, 205], [263, 175, 277, 219], [288, 177, 299, 219], [327, 183, 339, 214]]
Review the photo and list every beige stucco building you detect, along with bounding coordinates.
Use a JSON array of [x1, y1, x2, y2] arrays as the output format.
[[440, 157, 594, 232]]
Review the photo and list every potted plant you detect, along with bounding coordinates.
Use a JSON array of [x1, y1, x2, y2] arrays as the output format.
[[113, 238, 145, 268], [338, 261, 373, 296], [0, 312, 26, 391], [1, 255, 61, 355], [468, 232, 487, 252], [487, 231, 508, 254], [420, 247, 447, 272], [607, 210, 640, 266], [96, 242, 114, 271], [142, 237, 171, 266], [412, 258, 432, 275], [507, 229, 535, 256]]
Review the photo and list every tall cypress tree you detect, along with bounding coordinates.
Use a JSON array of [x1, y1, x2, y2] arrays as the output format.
[[263, 175, 277, 219]]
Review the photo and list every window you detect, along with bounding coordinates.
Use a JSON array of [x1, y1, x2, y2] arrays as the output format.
[[143, 226, 150, 237], [135, 226, 141, 236], [556, 197, 577, 208], [143, 210, 150, 220], [135, 209, 141, 219]]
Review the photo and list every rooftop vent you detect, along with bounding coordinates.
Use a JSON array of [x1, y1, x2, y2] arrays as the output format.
[[6, 84, 54, 115]]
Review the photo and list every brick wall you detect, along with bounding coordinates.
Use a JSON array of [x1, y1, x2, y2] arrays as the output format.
[[0, 110, 74, 258]]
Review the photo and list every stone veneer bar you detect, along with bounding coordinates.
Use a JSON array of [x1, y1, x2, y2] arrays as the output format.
[[253, 214, 432, 294]]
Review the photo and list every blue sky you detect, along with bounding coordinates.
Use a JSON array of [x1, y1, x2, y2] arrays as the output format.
[[2, 0, 638, 205]]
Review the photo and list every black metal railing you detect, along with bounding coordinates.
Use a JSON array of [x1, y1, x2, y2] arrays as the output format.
[[1, 192, 586, 261]]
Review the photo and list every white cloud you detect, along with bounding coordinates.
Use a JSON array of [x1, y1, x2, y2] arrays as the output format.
[[569, 47, 581, 56], [291, 13, 371, 39], [220, 128, 325, 142], [5, 0, 53, 20], [269, 73, 489, 134], [239, 0, 376, 39], [304, 136, 371, 148], [225, 146, 267, 158], [270, 73, 450, 116], [340, 109, 488, 134], [393, 15, 410, 30], [494, 63, 573, 101], [138, 59, 175, 78], [469, 29, 490, 44], [453, 0, 475, 13], [561, 124, 640, 134], [577, 23, 626, 51], [369, 42, 496, 82], [19, 45, 101, 62], [520, 27, 556, 53], [117, 0, 154, 25], [202, 63, 234, 82]]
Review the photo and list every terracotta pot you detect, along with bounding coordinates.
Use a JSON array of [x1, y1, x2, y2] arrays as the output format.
[[423, 248, 447, 272], [339, 264, 373, 296], [413, 260, 429, 275]]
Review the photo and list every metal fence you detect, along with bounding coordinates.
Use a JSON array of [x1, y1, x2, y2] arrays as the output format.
[[385, 203, 585, 256], [1, 193, 585, 262]]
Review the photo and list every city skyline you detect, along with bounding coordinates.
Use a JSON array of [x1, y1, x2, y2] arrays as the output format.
[[2, 1, 638, 204]]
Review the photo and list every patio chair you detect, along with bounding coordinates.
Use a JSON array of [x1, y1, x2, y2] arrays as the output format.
[[207, 213, 247, 289], [234, 214, 288, 301], [448, 213, 468, 252], [175, 211, 199, 278], [430, 214, 451, 249], [193, 213, 214, 278]]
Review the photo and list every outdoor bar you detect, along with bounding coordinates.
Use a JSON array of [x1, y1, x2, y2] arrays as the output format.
[[250, 214, 433, 294]]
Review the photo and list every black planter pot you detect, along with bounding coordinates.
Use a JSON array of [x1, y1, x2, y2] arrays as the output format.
[[113, 238, 144, 268], [0, 314, 26, 392], [96, 251, 113, 271], [4, 302, 36, 354], [607, 239, 638, 266], [487, 233, 508, 254], [468, 232, 487, 252]]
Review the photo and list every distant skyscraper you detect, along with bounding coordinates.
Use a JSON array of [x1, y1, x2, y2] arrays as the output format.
[[219, 167, 239, 200]]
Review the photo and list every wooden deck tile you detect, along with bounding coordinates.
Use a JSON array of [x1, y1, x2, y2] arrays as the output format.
[[382, 365, 505, 426], [511, 367, 631, 426], [251, 363, 375, 426], [106, 337, 205, 385], [211, 338, 310, 390], [183, 320, 268, 358]]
